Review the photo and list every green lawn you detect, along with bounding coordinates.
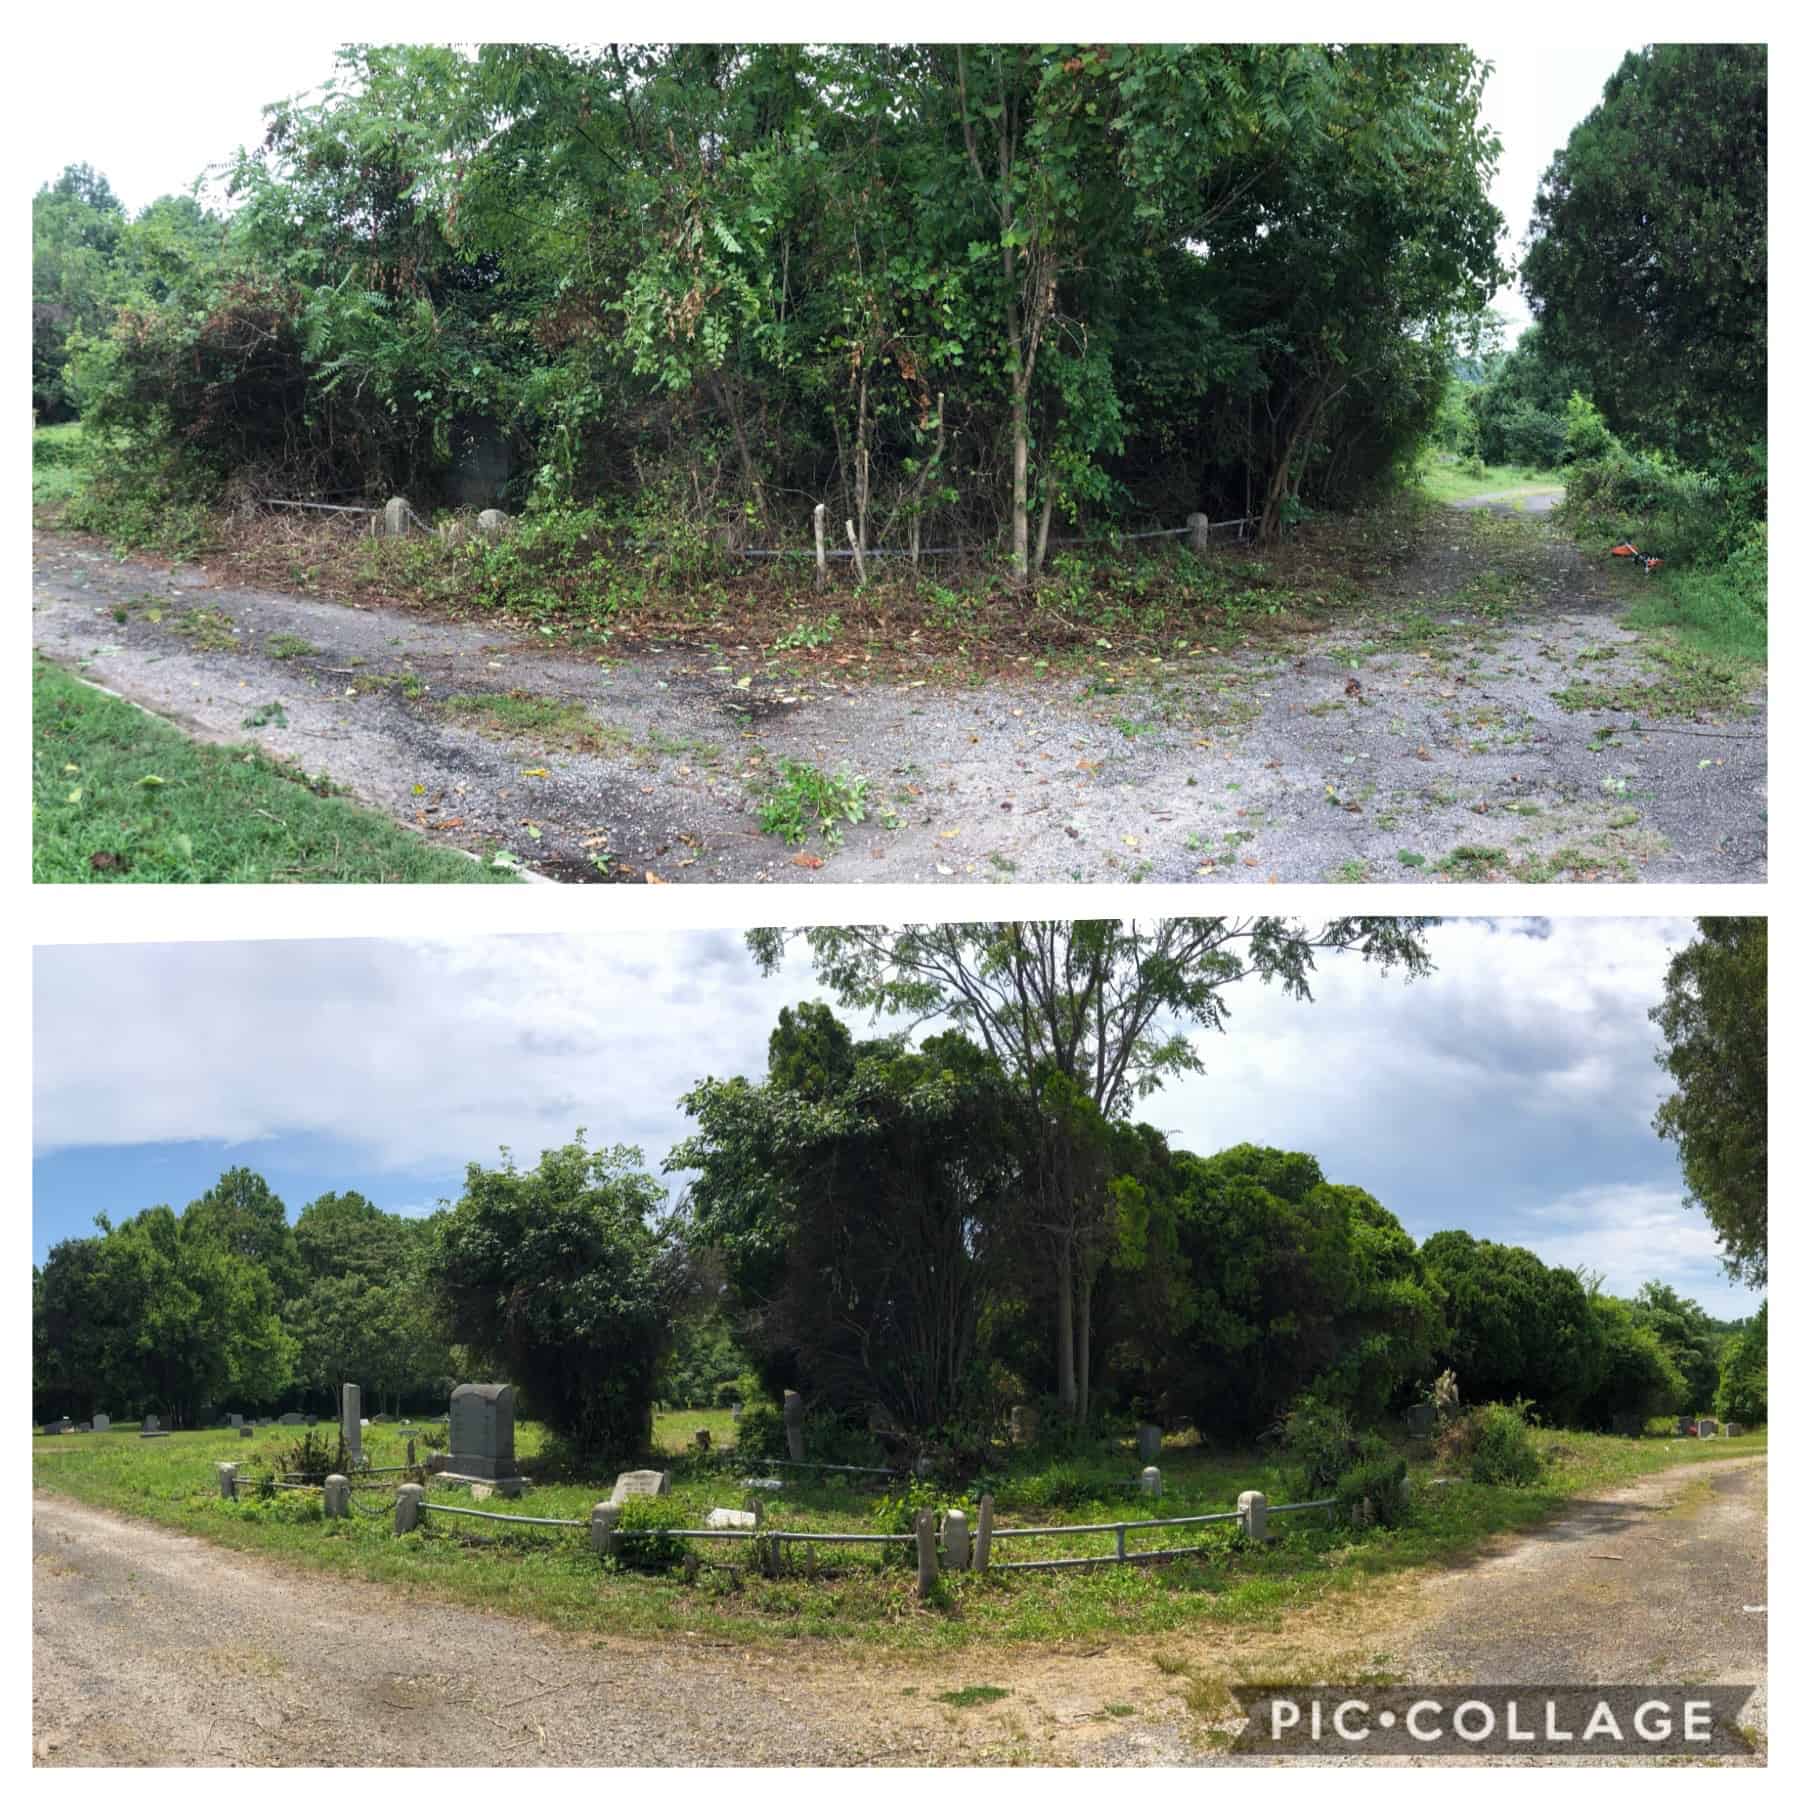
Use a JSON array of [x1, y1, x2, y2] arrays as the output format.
[[32, 1412, 1765, 1654], [1414, 454, 1565, 506], [33, 657, 520, 883]]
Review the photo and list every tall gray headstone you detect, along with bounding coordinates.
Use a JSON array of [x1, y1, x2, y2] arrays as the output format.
[[1136, 1423, 1163, 1462], [782, 1390, 806, 1462], [92, 1414, 110, 1432], [342, 1384, 363, 1465], [1697, 1418, 1718, 1438], [448, 1383, 518, 1481]]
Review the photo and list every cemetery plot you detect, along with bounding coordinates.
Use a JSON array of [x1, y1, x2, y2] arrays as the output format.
[[29, 1407, 1767, 1653]]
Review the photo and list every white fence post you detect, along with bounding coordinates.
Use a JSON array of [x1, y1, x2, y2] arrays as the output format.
[[590, 1500, 620, 1555], [395, 1483, 424, 1534], [1187, 512, 1208, 554], [217, 1462, 237, 1500], [813, 503, 828, 591], [324, 1474, 350, 1519], [1237, 1490, 1269, 1542]]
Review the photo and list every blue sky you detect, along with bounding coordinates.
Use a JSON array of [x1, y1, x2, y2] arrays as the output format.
[[32, 919, 1754, 1320]]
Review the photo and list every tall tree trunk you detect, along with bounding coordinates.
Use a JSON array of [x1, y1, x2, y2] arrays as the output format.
[[1075, 1270, 1092, 1424], [1055, 1241, 1077, 1413], [1031, 463, 1058, 577]]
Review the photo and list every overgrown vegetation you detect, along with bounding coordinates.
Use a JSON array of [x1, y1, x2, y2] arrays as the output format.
[[40, 44, 1504, 585]]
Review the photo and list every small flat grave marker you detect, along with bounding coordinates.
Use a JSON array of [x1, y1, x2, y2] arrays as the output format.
[[611, 1469, 671, 1503]]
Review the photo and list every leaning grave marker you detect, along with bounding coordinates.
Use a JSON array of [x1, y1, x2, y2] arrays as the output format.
[[611, 1469, 671, 1502]]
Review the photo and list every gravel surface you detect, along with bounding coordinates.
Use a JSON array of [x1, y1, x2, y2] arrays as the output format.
[[33, 1457, 1765, 1767], [32, 518, 1764, 884]]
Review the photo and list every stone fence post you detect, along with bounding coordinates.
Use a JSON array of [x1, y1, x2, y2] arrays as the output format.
[[783, 1390, 806, 1462], [591, 1501, 621, 1556], [395, 1483, 424, 1535], [973, 1493, 994, 1573], [1139, 1466, 1163, 1498], [217, 1462, 237, 1500], [942, 1508, 971, 1571], [1237, 1490, 1269, 1542], [1187, 512, 1209, 554], [324, 1474, 350, 1519], [915, 1508, 938, 1598]]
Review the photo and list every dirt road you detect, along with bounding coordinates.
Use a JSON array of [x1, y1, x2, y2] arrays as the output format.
[[33, 1457, 1765, 1767], [31, 513, 1765, 884]]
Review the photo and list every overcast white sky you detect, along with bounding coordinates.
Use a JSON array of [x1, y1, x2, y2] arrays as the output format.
[[32, 918, 1752, 1319], [22, 35, 1631, 346]]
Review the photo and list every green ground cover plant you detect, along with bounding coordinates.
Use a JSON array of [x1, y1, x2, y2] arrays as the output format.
[[32, 657, 518, 883]]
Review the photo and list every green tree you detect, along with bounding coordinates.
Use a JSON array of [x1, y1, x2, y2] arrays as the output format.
[[1521, 46, 1766, 462], [428, 1136, 676, 1456], [183, 1166, 301, 1302], [1650, 918, 1766, 1287], [1630, 1281, 1721, 1419], [677, 1026, 1021, 1437], [1714, 1300, 1766, 1425], [749, 917, 1435, 1415]]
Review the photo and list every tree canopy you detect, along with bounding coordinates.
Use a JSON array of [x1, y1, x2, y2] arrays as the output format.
[[59, 43, 1502, 558], [1650, 918, 1767, 1287], [1521, 45, 1766, 464]]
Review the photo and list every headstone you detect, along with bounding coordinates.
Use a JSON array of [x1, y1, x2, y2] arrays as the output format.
[[279, 1413, 303, 1427], [228, 1413, 244, 1429], [611, 1469, 670, 1503], [706, 1507, 758, 1530], [379, 497, 411, 539], [730, 1403, 743, 1422], [1009, 1405, 1039, 1446], [372, 1413, 389, 1425], [1139, 1465, 1163, 1498], [782, 1390, 806, 1462], [304, 1414, 318, 1427], [1697, 1418, 1718, 1438], [77, 1423, 91, 1432], [1405, 1403, 1437, 1439], [446, 420, 515, 508], [1136, 1423, 1163, 1462], [694, 1428, 712, 1452], [1723, 1422, 1744, 1437], [447, 1383, 518, 1483], [239, 1426, 253, 1439], [1237, 1490, 1269, 1542], [475, 508, 511, 538], [744, 1476, 783, 1491], [42, 1419, 65, 1435], [141, 1414, 169, 1438], [942, 1508, 971, 1571], [92, 1414, 110, 1432], [342, 1385, 362, 1466]]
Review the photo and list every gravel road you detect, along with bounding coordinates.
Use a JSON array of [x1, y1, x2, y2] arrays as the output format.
[[34, 1457, 1765, 1767], [32, 514, 1765, 884]]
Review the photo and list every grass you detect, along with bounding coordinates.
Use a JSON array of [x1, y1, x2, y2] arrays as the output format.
[[31, 1410, 1765, 1655], [1551, 638, 1757, 720], [1413, 454, 1564, 507], [440, 690, 632, 756], [33, 657, 520, 883], [32, 421, 90, 507]]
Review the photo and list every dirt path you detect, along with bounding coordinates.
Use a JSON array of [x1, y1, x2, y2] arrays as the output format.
[[32, 517, 1764, 883], [33, 1459, 1765, 1767]]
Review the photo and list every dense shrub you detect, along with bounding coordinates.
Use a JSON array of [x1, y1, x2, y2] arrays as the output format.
[[1336, 1453, 1411, 1526], [1438, 1400, 1542, 1487], [1277, 1396, 1366, 1498], [273, 1426, 348, 1483], [610, 1495, 692, 1572]]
